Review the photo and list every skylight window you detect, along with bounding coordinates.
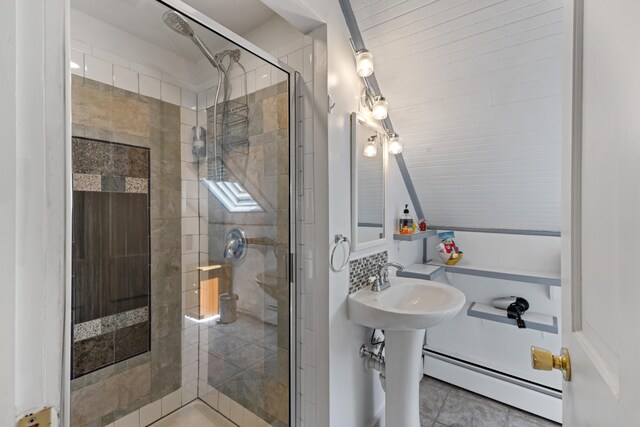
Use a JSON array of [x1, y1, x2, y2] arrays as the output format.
[[201, 179, 263, 213]]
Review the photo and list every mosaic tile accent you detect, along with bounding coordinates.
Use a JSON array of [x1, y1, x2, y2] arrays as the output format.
[[72, 138, 115, 176], [74, 319, 103, 342], [348, 251, 388, 294], [102, 306, 149, 334], [72, 321, 150, 380], [112, 143, 149, 178], [73, 306, 149, 343], [115, 322, 150, 363], [101, 175, 126, 192], [72, 137, 150, 194], [73, 332, 115, 377], [125, 177, 148, 193], [73, 173, 102, 191]]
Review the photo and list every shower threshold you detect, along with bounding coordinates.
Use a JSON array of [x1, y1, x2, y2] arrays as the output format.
[[149, 400, 234, 427]]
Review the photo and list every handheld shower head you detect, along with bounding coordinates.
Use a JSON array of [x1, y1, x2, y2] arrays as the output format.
[[162, 10, 194, 38], [162, 10, 221, 70]]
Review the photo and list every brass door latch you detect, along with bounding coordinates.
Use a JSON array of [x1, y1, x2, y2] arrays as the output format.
[[531, 346, 571, 381], [17, 407, 55, 427]]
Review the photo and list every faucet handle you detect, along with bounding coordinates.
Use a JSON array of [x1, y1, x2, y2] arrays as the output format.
[[369, 276, 381, 291], [380, 266, 390, 281]]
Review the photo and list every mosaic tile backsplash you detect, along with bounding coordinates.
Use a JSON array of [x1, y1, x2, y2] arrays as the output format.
[[349, 251, 388, 294], [72, 137, 151, 379]]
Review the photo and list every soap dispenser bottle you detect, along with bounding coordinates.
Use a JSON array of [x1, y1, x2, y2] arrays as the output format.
[[399, 204, 414, 234]]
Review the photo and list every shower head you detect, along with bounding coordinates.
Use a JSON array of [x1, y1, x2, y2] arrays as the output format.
[[162, 10, 221, 71], [162, 10, 194, 38]]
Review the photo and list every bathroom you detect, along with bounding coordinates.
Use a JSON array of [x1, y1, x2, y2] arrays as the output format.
[[2, 0, 639, 427]]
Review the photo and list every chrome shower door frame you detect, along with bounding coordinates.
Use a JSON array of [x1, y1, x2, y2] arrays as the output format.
[[157, 1, 300, 425]]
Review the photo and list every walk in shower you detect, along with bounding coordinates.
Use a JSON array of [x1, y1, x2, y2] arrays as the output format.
[[68, 1, 296, 425]]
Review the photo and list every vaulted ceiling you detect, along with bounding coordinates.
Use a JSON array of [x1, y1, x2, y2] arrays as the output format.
[[71, 0, 275, 63], [351, 0, 563, 231]]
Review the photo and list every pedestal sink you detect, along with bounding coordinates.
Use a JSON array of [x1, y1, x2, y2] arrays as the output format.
[[348, 277, 466, 427]]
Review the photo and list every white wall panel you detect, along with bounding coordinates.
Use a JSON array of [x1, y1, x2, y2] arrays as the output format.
[[352, 0, 563, 230]]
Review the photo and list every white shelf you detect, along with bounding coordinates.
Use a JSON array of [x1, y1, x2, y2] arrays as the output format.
[[396, 263, 446, 280], [398, 261, 560, 287], [393, 229, 437, 241], [467, 302, 558, 334]]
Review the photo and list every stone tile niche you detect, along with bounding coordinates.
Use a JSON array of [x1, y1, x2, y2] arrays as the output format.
[[70, 75, 182, 427], [72, 138, 151, 378]]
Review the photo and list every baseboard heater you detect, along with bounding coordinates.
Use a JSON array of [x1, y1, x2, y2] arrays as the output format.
[[423, 348, 562, 423]]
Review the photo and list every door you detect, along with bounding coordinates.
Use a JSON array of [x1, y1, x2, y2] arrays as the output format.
[[561, 0, 640, 425]]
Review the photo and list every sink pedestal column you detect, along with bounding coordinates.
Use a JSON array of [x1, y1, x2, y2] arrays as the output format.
[[384, 329, 425, 427]]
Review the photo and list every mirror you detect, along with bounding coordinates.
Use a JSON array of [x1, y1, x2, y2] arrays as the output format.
[[351, 112, 387, 251]]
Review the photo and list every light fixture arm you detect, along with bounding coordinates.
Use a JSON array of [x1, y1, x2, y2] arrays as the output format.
[[361, 87, 374, 111], [340, 0, 422, 215]]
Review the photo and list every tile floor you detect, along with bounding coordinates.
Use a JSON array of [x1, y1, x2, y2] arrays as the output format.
[[419, 376, 561, 427], [149, 401, 234, 427], [149, 375, 561, 427]]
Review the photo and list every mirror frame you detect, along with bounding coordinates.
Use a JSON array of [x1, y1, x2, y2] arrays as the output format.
[[350, 112, 388, 252]]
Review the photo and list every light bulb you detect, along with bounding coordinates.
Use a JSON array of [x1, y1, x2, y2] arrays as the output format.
[[356, 49, 374, 77], [389, 134, 403, 154], [363, 140, 378, 157], [371, 96, 388, 120]]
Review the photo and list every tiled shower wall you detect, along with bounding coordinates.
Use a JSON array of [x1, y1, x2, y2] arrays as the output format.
[[70, 22, 319, 427], [204, 80, 289, 322], [70, 34, 213, 426], [179, 103, 203, 407], [296, 33, 318, 427], [70, 75, 185, 426], [70, 38, 197, 109]]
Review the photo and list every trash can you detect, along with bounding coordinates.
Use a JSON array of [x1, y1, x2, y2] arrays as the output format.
[[219, 293, 238, 324]]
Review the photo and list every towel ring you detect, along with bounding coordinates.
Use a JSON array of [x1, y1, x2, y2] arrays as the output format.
[[330, 234, 351, 272]]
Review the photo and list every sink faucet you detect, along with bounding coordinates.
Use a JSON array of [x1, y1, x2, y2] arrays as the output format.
[[370, 262, 405, 292]]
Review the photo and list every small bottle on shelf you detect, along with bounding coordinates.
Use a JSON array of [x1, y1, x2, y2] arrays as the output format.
[[398, 204, 414, 235]]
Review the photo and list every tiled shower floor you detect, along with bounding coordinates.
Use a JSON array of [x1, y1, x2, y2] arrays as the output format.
[[419, 376, 561, 427], [207, 314, 288, 426]]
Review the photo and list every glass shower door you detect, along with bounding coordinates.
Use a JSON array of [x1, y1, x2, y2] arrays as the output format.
[[191, 37, 292, 426], [67, 0, 294, 425]]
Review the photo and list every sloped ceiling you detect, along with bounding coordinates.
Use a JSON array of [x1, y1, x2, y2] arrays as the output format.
[[71, 0, 275, 63], [351, 0, 563, 231]]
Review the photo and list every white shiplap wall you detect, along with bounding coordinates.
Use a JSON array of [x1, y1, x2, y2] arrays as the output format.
[[352, 0, 563, 231]]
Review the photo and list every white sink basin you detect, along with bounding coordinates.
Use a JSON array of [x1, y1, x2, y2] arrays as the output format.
[[347, 276, 466, 427], [348, 277, 466, 330]]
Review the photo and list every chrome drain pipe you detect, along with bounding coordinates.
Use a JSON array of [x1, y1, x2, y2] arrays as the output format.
[[360, 344, 386, 391]]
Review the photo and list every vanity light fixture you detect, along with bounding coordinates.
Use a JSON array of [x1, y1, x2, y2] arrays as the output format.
[[371, 96, 388, 120], [388, 133, 403, 154], [356, 49, 374, 77], [361, 88, 388, 121], [363, 135, 379, 157]]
